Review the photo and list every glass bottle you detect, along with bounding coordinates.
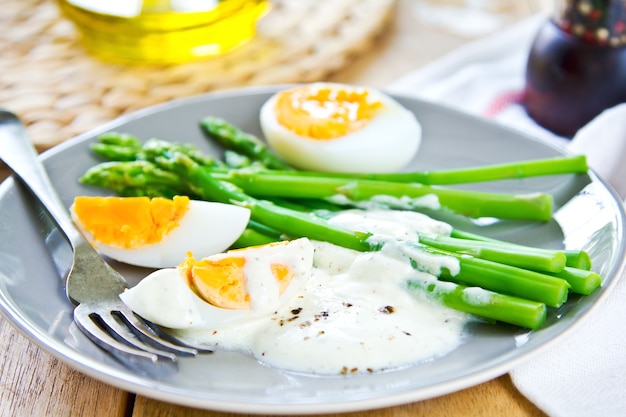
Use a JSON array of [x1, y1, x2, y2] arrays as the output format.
[[522, 0, 626, 137], [56, 0, 269, 64]]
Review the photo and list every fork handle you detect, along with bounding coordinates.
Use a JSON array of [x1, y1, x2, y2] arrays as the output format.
[[0, 110, 83, 246]]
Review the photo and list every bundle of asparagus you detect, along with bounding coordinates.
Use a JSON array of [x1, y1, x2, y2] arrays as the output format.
[[78, 116, 599, 330]]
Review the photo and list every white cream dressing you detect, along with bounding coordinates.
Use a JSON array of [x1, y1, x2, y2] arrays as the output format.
[[124, 210, 473, 375], [327, 193, 442, 211], [247, 243, 470, 374], [328, 209, 460, 276], [327, 209, 453, 240]]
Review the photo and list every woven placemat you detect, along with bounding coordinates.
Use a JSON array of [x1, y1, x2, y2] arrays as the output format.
[[0, 0, 395, 150]]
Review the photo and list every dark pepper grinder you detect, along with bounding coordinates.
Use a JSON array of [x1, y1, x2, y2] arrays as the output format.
[[522, 0, 626, 138]]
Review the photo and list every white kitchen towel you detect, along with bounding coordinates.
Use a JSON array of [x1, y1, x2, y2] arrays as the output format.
[[387, 13, 626, 417]]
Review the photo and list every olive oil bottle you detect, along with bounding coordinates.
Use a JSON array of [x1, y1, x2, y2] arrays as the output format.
[[56, 0, 269, 64]]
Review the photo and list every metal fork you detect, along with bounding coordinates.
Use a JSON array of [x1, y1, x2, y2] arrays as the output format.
[[0, 110, 205, 362]]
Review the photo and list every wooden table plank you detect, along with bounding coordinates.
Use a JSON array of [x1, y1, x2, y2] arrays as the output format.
[[130, 376, 546, 417], [0, 317, 130, 417]]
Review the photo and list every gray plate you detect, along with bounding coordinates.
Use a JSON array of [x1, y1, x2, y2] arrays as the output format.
[[1, 86, 625, 414]]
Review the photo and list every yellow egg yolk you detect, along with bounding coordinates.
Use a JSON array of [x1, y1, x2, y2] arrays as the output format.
[[72, 195, 190, 248], [179, 241, 296, 310], [275, 85, 384, 140]]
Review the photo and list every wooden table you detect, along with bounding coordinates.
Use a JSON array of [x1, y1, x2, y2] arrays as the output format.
[[0, 1, 547, 416]]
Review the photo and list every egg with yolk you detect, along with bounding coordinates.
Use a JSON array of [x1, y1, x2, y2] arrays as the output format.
[[259, 83, 422, 173], [70, 195, 250, 268], [119, 238, 314, 329]]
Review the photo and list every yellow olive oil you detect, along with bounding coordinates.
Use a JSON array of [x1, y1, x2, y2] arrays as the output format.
[[56, 0, 269, 64]]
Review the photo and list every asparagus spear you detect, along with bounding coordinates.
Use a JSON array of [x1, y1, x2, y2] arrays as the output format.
[[405, 278, 547, 330], [551, 267, 601, 296], [213, 170, 554, 221], [231, 220, 282, 248], [91, 132, 143, 161], [199, 116, 293, 170], [91, 134, 225, 169], [450, 228, 592, 270], [198, 116, 587, 184], [80, 160, 199, 198], [248, 155, 588, 185], [418, 235, 566, 273]]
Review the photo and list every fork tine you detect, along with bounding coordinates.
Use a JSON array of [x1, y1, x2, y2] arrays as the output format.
[[95, 310, 179, 361], [74, 304, 177, 361], [115, 309, 205, 356], [73, 307, 162, 362], [136, 316, 214, 355]]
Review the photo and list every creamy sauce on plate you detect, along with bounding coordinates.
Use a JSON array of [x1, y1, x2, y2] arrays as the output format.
[[122, 210, 474, 375]]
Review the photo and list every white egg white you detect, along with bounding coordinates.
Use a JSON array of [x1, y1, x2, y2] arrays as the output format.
[[120, 238, 315, 329], [259, 82, 423, 173], [72, 200, 251, 269]]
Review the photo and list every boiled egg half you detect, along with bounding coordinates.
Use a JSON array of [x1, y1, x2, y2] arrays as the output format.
[[119, 238, 314, 329], [259, 82, 422, 173], [70, 195, 250, 268]]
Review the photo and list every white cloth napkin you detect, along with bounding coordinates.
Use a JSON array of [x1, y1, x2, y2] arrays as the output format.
[[387, 14, 626, 417]]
